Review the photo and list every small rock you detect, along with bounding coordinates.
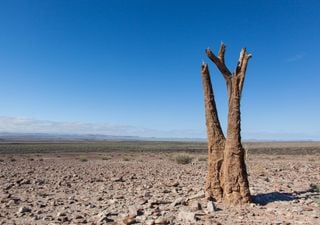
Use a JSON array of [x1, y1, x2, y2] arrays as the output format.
[[68, 196, 75, 201], [302, 206, 314, 211], [11, 196, 21, 204], [111, 176, 124, 182], [305, 199, 314, 205], [162, 189, 171, 193], [150, 207, 161, 216], [74, 215, 83, 219], [170, 197, 185, 208], [188, 190, 205, 200], [18, 206, 31, 214], [57, 211, 66, 217], [145, 219, 155, 225], [57, 216, 69, 222], [177, 209, 197, 223], [20, 179, 31, 185], [108, 199, 117, 204], [207, 201, 216, 213], [43, 215, 54, 221], [135, 215, 146, 223], [115, 195, 124, 199], [122, 215, 136, 225], [189, 200, 201, 211], [128, 205, 143, 217], [36, 200, 46, 208], [96, 210, 114, 223], [144, 191, 152, 198], [154, 217, 169, 224], [137, 198, 148, 205], [166, 181, 179, 187], [4, 183, 14, 190], [7, 200, 15, 206], [34, 179, 45, 185]]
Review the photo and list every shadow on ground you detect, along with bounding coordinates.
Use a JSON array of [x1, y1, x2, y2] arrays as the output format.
[[252, 192, 297, 205], [253, 187, 320, 205]]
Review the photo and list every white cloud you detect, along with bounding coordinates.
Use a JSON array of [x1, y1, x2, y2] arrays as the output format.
[[0, 116, 204, 138], [286, 53, 305, 62]]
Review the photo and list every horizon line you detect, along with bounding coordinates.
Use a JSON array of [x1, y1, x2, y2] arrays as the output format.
[[0, 131, 319, 142]]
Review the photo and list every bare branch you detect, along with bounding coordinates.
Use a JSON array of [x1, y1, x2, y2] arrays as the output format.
[[236, 49, 252, 94], [218, 42, 226, 64], [205, 48, 231, 80], [235, 48, 246, 74], [201, 62, 208, 73]]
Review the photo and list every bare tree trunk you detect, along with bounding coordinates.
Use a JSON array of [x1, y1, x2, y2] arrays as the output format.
[[201, 43, 252, 205], [222, 76, 251, 204], [201, 63, 225, 201]]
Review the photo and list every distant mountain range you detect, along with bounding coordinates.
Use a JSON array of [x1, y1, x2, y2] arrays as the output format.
[[0, 132, 206, 142]]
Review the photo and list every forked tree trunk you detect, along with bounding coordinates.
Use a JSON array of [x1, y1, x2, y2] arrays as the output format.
[[201, 43, 252, 205]]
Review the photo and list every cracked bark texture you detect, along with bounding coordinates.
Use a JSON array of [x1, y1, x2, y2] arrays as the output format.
[[201, 43, 252, 205]]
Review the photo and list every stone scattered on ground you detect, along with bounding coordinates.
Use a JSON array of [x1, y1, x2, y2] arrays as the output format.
[[0, 152, 319, 224]]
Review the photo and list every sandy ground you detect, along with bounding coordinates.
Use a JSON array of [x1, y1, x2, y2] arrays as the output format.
[[0, 152, 319, 225]]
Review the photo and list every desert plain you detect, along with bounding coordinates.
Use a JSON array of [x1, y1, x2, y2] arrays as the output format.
[[0, 141, 319, 225]]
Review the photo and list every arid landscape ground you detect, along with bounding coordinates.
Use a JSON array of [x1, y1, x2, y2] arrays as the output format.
[[0, 141, 319, 225]]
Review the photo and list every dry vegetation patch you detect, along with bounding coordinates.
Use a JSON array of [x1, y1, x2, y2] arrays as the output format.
[[198, 155, 208, 161], [173, 153, 194, 164]]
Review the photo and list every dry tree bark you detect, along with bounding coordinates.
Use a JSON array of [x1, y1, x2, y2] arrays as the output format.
[[201, 42, 252, 205]]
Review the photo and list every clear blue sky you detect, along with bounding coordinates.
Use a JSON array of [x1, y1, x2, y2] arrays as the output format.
[[0, 0, 319, 139]]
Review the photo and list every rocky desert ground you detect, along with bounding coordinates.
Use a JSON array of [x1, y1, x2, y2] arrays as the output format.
[[0, 142, 319, 225]]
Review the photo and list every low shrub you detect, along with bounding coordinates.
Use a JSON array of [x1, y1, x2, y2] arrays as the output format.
[[198, 155, 208, 161], [174, 153, 193, 165], [309, 183, 320, 192], [79, 157, 88, 162]]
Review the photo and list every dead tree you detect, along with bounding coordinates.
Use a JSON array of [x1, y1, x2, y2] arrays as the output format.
[[201, 42, 252, 205]]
